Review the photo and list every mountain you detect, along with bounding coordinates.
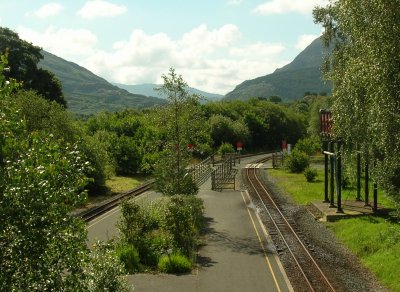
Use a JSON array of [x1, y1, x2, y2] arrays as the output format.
[[113, 83, 223, 102], [224, 37, 332, 102], [38, 51, 167, 116]]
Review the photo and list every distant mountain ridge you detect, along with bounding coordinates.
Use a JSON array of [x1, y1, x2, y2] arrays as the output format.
[[38, 36, 331, 115], [39, 51, 166, 115], [113, 83, 223, 102], [224, 37, 332, 101]]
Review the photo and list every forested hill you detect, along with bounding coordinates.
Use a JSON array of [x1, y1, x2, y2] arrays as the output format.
[[224, 37, 333, 102], [39, 51, 167, 116]]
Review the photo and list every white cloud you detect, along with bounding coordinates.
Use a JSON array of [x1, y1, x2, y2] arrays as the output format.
[[295, 34, 319, 50], [27, 3, 64, 18], [17, 26, 97, 59], [82, 24, 286, 94], [16, 23, 288, 94], [77, 0, 127, 19], [253, 0, 328, 15], [180, 24, 241, 55]]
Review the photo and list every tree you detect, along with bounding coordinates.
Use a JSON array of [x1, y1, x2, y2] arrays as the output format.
[[85, 110, 160, 175], [204, 98, 306, 151], [209, 114, 250, 148], [154, 68, 206, 195], [11, 90, 112, 191], [314, 0, 400, 197], [0, 27, 66, 106], [0, 54, 128, 291]]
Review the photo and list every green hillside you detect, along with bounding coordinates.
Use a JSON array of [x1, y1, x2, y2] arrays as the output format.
[[39, 51, 166, 116], [224, 37, 332, 101]]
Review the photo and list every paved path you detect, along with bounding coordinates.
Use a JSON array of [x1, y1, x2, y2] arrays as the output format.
[[88, 156, 293, 291]]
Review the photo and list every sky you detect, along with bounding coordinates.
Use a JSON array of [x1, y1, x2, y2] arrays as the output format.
[[0, 0, 328, 95]]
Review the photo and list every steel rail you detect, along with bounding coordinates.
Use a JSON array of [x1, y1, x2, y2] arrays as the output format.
[[245, 157, 335, 292], [80, 180, 154, 223]]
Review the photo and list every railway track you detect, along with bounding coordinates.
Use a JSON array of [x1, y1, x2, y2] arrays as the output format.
[[80, 180, 154, 223], [244, 158, 336, 292]]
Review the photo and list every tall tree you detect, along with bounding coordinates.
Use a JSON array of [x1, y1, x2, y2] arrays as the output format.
[[0, 27, 66, 106], [154, 68, 206, 195], [0, 54, 128, 291], [314, 0, 400, 197]]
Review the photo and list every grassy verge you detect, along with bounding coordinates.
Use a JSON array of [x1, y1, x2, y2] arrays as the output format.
[[87, 175, 149, 205], [268, 156, 394, 208], [105, 175, 148, 194], [327, 217, 400, 291], [266, 159, 400, 292]]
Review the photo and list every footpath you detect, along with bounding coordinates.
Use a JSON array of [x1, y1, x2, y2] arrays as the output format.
[[127, 155, 293, 292]]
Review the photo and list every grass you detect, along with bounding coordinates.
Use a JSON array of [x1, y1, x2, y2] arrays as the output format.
[[87, 175, 149, 205], [327, 217, 400, 291], [267, 168, 324, 205], [105, 175, 148, 194], [158, 253, 192, 274], [266, 157, 400, 291], [267, 156, 395, 208]]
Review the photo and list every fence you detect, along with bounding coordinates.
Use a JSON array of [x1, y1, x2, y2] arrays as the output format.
[[211, 156, 237, 191], [272, 152, 284, 168], [191, 157, 213, 186]]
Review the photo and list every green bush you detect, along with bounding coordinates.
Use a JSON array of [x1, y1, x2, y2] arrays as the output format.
[[118, 200, 164, 245], [218, 142, 235, 155], [285, 150, 310, 173], [294, 136, 320, 155], [158, 253, 192, 274], [83, 242, 131, 292], [118, 195, 203, 271], [164, 195, 204, 259], [115, 244, 140, 274], [139, 229, 173, 267], [304, 167, 318, 182]]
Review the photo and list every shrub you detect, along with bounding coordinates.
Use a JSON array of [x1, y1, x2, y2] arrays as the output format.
[[83, 242, 131, 292], [158, 253, 192, 274], [164, 195, 204, 259], [115, 244, 140, 274], [218, 142, 235, 155], [118, 195, 203, 271], [139, 229, 174, 267], [118, 200, 163, 245], [285, 150, 310, 173], [304, 167, 318, 182], [294, 136, 320, 155], [118, 199, 173, 267]]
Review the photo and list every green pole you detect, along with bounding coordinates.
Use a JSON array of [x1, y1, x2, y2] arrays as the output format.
[[373, 183, 378, 212], [329, 142, 335, 208], [365, 162, 369, 206], [336, 142, 343, 213]]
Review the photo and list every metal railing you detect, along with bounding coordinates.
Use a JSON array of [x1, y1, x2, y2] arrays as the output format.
[[211, 156, 237, 191], [191, 157, 213, 186], [272, 152, 284, 168]]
